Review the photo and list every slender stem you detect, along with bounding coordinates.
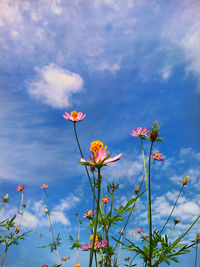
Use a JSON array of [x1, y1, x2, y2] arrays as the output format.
[[160, 184, 184, 234], [0, 203, 5, 213], [73, 122, 98, 205], [148, 141, 153, 266], [89, 168, 101, 267], [118, 234, 123, 267], [195, 243, 198, 267], [168, 224, 175, 238], [44, 190, 63, 266], [77, 217, 80, 264], [1, 245, 8, 267], [140, 138, 151, 266]]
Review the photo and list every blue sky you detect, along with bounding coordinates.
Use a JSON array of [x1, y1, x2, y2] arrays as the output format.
[[0, 0, 200, 266]]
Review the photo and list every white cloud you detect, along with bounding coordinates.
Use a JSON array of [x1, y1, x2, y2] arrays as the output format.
[[97, 62, 120, 73], [27, 64, 84, 108], [161, 66, 172, 81], [0, 0, 23, 27]]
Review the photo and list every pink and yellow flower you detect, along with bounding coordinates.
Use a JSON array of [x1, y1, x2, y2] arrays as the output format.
[[83, 209, 95, 218], [131, 127, 149, 138], [102, 197, 110, 204], [81, 141, 122, 169], [63, 111, 86, 122], [79, 240, 108, 251], [41, 184, 48, 189], [151, 151, 164, 161], [16, 185, 26, 191], [135, 227, 143, 234]]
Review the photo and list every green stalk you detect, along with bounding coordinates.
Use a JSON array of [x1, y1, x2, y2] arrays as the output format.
[[118, 234, 123, 267], [167, 224, 175, 239], [0, 203, 5, 213], [195, 243, 198, 267], [73, 122, 98, 205], [140, 138, 151, 266], [1, 245, 8, 267], [89, 168, 101, 267], [77, 217, 80, 264], [148, 141, 153, 266], [44, 190, 63, 266], [160, 184, 184, 234]]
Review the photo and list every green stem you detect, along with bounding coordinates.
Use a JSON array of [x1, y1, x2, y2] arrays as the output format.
[[118, 234, 123, 267], [89, 168, 101, 267], [0, 203, 5, 213], [160, 184, 184, 234], [1, 245, 8, 267], [140, 138, 151, 266], [148, 141, 153, 266], [77, 217, 80, 264], [168, 224, 175, 238], [195, 243, 198, 267], [73, 122, 98, 205]]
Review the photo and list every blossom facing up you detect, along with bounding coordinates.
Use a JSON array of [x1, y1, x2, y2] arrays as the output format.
[[81, 141, 122, 169], [63, 111, 86, 122], [3, 194, 9, 202], [84, 209, 95, 219], [152, 151, 164, 161], [102, 197, 110, 204], [40, 184, 48, 189], [79, 240, 108, 251], [135, 228, 143, 234], [131, 127, 149, 138], [16, 185, 26, 191], [182, 176, 190, 185], [90, 140, 107, 157]]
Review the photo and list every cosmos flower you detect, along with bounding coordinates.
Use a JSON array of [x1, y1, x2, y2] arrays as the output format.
[[81, 142, 122, 169], [102, 197, 110, 204], [40, 184, 48, 189], [83, 209, 95, 219], [131, 127, 149, 138], [79, 240, 108, 251], [135, 228, 143, 234], [63, 110, 86, 122], [16, 185, 26, 191], [152, 151, 164, 161]]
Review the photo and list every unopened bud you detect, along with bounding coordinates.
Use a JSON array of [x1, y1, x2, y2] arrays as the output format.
[[121, 229, 124, 235], [3, 194, 9, 202], [23, 204, 27, 208], [45, 208, 49, 214], [134, 186, 139, 194], [174, 218, 181, 225], [143, 233, 148, 240], [196, 234, 200, 243], [75, 264, 81, 267], [14, 227, 19, 234], [182, 176, 189, 185]]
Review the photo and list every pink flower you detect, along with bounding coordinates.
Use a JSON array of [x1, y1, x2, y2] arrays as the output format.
[[16, 185, 26, 191], [81, 148, 122, 169], [41, 184, 48, 189], [63, 111, 86, 122], [135, 228, 143, 234], [151, 151, 164, 161], [102, 198, 110, 204], [84, 209, 95, 218], [131, 127, 149, 138], [79, 240, 108, 251]]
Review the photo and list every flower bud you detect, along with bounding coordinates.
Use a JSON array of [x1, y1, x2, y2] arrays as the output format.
[[121, 229, 124, 235], [14, 227, 19, 234], [134, 186, 139, 194], [174, 218, 181, 225], [196, 234, 200, 243], [149, 121, 160, 142], [3, 194, 9, 202], [75, 264, 81, 267], [182, 176, 190, 186], [143, 233, 148, 240], [45, 208, 49, 214]]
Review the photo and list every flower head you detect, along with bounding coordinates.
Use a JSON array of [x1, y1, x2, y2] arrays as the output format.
[[62, 256, 70, 261], [16, 185, 26, 191], [181, 176, 190, 185], [174, 218, 181, 225], [76, 264, 81, 267], [79, 239, 108, 251], [81, 141, 122, 169], [102, 197, 110, 204], [90, 234, 98, 244], [135, 228, 143, 234], [131, 127, 149, 138], [90, 141, 107, 157], [84, 209, 95, 219], [152, 151, 164, 161], [63, 111, 86, 122], [45, 208, 49, 214], [3, 194, 9, 202], [143, 233, 148, 240], [41, 184, 48, 189]]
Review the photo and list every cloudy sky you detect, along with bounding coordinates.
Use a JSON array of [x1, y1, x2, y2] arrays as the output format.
[[0, 0, 200, 266]]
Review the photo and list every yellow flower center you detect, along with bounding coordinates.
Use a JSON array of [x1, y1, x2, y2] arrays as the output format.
[[90, 140, 107, 157], [71, 110, 78, 118], [90, 234, 98, 244], [155, 151, 162, 157]]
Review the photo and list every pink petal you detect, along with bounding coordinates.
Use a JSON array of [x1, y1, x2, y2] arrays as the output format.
[[95, 149, 107, 163], [63, 112, 72, 121], [104, 153, 122, 164]]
